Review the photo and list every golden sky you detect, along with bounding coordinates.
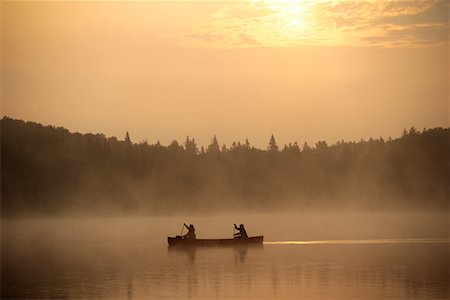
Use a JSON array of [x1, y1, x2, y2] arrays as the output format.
[[2, 1, 449, 147], [179, 0, 448, 48]]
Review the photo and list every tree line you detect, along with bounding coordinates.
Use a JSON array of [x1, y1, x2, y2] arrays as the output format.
[[1, 117, 448, 215]]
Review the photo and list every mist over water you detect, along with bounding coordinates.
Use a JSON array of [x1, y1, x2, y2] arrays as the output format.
[[1, 119, 448, 299], [2, 118, 449, 217], [2, 211, 448, 299]]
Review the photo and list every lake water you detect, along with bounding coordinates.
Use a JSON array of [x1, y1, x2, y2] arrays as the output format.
[[1, 212, 449, 299]]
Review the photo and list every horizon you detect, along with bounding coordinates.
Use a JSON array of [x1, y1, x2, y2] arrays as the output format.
[[2, 115, 433, 149]]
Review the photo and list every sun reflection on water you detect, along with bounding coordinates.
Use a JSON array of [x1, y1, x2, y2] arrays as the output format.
[[265, 238, 450, 245]]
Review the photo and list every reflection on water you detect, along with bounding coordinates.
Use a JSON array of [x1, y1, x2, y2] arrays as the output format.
[[265, 238, 450, 245], [168, 244, 263, 264], [1, 213, 449, 299]]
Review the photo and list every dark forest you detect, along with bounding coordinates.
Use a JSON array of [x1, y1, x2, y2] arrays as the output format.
[[1, 117, 448, 216]]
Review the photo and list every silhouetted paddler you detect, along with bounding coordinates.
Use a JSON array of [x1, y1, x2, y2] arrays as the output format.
[[234, 223, 248, 238], [183, 223, 196, 239]]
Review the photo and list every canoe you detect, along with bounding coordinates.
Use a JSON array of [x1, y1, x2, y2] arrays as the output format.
[[167, 236, 263, 246]]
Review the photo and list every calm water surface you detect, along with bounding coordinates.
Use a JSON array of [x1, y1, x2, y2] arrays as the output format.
[[1, 212, 449, 299]]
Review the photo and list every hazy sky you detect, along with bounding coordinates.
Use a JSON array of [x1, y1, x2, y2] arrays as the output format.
[[2, 0, 449, 148]]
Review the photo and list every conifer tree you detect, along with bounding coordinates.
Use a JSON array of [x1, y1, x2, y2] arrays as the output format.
[[207, 135, 220, 153], [267, 134, 279, 152], [184, 136, 198, 155], [125, 132, 132, 145]]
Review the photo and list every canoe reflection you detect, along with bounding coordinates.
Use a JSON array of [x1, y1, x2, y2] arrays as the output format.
[[168, 244, 263, 263]]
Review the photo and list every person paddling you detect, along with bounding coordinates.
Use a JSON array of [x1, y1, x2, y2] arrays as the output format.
[[183, 223, 196, 240], [234, 223, 248, 238]]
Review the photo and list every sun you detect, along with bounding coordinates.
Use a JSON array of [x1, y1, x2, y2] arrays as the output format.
[[261, 1, 311, 37], [287, 17, 306, 30], [288, 18, 301, 27]]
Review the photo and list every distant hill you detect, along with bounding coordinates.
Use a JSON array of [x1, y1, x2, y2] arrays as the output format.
[[1, 117, 449, 216]]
